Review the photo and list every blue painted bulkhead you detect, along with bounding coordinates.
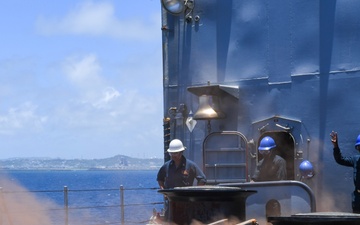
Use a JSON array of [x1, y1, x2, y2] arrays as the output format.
[[161, 0, 360, 214]]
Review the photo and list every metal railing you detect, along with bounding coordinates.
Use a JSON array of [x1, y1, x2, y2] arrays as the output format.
[[0, 186, 164, 225]]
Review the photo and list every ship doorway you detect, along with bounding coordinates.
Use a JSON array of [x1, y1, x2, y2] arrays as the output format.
[[202, 131, 248, 184], [257, 131, 295, 180]]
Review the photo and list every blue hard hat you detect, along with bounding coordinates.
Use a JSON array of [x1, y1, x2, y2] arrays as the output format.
[[355, 134, 360, 148], [299, 160, 314, 178], [258, 136, 276, 151]]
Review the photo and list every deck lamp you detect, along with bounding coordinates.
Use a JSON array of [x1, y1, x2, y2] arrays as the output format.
[[187, 83, 238, 134], [193, 95, 225, 120], [161, 0, 194, 15], [187, 83, 239, 120]]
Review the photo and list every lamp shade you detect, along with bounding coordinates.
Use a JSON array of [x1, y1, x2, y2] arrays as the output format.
[[161, 0, 185, 15], [193, 95, 225, 120]]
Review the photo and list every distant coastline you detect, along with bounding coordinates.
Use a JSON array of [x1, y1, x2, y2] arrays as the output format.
[[0, 155, 163, 171]]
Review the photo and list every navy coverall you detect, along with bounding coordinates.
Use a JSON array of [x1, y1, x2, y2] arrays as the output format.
[[252, 153, 287, 182], [333, 146, 360, 213], [157, 156, 206, 188]]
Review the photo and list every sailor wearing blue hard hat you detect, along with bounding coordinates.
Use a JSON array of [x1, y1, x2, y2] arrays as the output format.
[[330, 131, 360, 213], [252, 136, 287, 182]]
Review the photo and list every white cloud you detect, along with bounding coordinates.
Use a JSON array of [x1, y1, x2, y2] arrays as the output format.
[[62, 54, 103, 89], [93, 87, 121, 109], [0, 102, 47, 134], [59, 53, 148, 128], [35, 1, 159, 41]]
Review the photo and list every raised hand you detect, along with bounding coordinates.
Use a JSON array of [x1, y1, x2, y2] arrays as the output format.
[[330, 131, 338, 147]]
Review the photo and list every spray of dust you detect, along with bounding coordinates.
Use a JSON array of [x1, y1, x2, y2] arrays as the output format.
[[0, 176, 55, 225], [0, 171, 168, 225], [154, 216, 256, 225], [0, 174, 109, 225]]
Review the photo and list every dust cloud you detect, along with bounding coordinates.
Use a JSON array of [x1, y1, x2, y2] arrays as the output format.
[[0, 176, 55, 225], [0, 175, 100, 225], [154, 217, 257, 225], [0, 174, 158, 225]]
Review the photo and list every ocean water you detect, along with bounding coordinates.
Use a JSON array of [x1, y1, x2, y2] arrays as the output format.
[[0, 170, 164, 225]]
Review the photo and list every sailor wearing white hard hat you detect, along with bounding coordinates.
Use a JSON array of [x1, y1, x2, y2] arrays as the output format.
[[157, 139, 206, 189]]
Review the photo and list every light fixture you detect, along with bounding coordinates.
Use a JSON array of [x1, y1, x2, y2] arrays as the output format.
[[193, 95, 225, 120], [161, 0, 195, 16], [187, 83, 239, 120], [299, 160, 314, 179], [187, 83, 238, 134], [161, 0, 185, 15]]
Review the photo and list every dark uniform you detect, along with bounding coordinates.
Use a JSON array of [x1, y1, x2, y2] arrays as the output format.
[[157, 155, 206, 188], [252, 154, 287, 181], [157, 155, 206, 220], [333, 146, 360, 213]]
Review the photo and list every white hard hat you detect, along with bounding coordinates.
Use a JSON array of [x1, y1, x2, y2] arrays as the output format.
[[167, 139, 186, 153]]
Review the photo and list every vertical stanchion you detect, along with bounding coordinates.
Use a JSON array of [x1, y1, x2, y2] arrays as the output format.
[[0, 187, 3, 225], [120, 185, 124, 225], [64, 186, 69, 225]]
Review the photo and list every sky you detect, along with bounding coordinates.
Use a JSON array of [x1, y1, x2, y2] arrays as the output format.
[[0, 0, 164, 159]]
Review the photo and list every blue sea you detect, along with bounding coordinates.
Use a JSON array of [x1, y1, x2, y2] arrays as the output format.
[[0, 170, 164, 225]]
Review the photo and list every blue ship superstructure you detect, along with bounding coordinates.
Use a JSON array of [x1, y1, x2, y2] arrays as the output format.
[[160, 0, 360, 224]]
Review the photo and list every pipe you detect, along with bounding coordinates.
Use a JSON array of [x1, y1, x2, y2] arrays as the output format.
[[163, 117, 171, 162]]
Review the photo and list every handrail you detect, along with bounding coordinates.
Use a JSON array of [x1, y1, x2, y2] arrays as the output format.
[[0, 186, 163, 225]]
